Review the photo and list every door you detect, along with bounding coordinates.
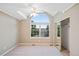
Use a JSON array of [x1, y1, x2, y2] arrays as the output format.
[[61, 18, 70, 50]]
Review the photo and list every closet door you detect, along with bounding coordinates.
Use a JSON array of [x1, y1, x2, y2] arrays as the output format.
[[61, 18, 70, 50]]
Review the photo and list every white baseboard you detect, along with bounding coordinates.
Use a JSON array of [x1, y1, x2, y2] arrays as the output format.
[[18, 43, 53, 46], [1, 45, 17, 56]]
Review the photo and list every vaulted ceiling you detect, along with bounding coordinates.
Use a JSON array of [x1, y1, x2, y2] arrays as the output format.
[[0, 3, 75, 20]]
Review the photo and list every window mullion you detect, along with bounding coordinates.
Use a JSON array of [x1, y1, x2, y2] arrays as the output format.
[[39, 25, 41, 37]]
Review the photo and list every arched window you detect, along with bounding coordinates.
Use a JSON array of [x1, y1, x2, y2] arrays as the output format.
[[31, 13, 49, 37]]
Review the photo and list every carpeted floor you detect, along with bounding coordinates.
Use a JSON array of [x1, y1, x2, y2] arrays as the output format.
[[5, 46, 63, 56]]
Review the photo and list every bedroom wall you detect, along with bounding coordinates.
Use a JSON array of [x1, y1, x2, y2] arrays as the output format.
[[0, 11, 19, 55], [54, 12, 63, 40], [19, 13, 55, 45], [63, 4, 79, 56]]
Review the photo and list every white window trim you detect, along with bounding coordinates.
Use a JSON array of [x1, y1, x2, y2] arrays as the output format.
[[30, 12, 50, 39], [30, 22, 50, 39]]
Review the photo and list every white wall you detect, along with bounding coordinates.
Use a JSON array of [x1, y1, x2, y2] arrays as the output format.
[[54, 12, 63, 42], [63, 4, 79, 56], [0, 11, 18, 55], [54, 12, 63, 23], [18, 12, 55, 46]]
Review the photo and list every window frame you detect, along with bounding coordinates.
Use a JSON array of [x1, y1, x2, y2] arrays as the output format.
[[30, 13, 50, 39]]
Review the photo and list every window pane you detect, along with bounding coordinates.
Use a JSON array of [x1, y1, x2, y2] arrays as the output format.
[[40, 25, 49, 37], [31, 25, 39, 37], [31, 13, 49, 23], [31, 13, 49, 38]]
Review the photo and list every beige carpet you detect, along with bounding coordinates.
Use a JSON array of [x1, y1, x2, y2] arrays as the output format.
[[5, 46, 62, 56]]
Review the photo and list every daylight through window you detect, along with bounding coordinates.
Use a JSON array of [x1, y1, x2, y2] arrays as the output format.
[[31, 13, 49, 37]]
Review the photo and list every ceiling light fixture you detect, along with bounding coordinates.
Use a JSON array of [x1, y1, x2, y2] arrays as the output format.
[[31, 12, 38, 17], [30, 7, 38, 17]]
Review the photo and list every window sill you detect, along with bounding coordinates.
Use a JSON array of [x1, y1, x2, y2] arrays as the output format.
[[30, 37, 50, 39]]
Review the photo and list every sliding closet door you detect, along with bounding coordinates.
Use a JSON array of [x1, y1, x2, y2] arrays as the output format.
[[61, 18, 70, 50]]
